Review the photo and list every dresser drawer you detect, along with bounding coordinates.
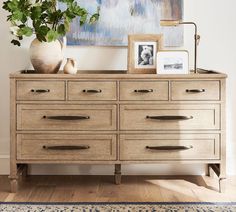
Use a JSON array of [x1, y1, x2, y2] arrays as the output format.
[[16, 80, 65, 101], [68, 81, 117, 101], [17, 134, 117, 160], [120, 134, 220, 161], [120, 81, 168, 101], [120, 104, 220, 130], [17, 104, 117, 131], [171, 81, 220, 101]]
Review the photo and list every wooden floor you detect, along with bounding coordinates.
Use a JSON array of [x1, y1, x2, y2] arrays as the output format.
[[0, 175, 236, 202]]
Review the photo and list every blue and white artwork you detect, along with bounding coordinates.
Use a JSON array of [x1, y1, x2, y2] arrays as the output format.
[[59, 0, 183, 46]]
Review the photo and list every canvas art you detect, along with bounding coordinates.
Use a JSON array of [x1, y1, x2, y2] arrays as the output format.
[[59, 0, 183, 46]]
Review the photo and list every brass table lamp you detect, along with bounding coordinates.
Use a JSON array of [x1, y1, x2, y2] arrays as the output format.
[[160, 20, 201, 74]]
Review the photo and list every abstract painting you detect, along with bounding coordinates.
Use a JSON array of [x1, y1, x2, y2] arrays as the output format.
[[59, 0, 183, 46]]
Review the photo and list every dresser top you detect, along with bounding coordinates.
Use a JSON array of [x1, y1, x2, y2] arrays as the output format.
[[10, 70, 227, 79]]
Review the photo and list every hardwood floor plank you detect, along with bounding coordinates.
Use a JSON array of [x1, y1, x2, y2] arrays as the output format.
[[0, 176, 10, 201], [157, 180, 199, 202], [136, 176, 164, 202], [12, 176, 48, 202], [0, 175, 236, 202], [27, 186, 55, 202], [89, 176, 145, 202], [69, 175, 101, 202]]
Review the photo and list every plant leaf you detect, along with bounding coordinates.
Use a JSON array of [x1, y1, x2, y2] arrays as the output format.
[[12, 10, 24, 20], [46, 30, 58, 42], [57, 24, 66, 36], [89, 13, 99, 24], [18, 26, 33, 37], [39, 25, 50, 36], [31, 6, 42, 20], [80, 14, 87, 25]]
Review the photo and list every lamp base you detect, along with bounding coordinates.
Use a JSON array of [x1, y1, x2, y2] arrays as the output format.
[[194, 68, 218, 74]]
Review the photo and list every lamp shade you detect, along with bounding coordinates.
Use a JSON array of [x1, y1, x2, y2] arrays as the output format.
[[160, 20, 181, 26]]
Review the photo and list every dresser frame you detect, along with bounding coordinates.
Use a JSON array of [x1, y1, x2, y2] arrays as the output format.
[[10, 71, 227, 193]]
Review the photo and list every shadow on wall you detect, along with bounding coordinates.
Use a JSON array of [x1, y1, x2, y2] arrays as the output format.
[[0, 3, 31, 161], [64, 46, 127, 71], [0, 3, 32, 72]]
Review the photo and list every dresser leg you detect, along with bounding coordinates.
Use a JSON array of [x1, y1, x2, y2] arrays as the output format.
[[10, 178, 18, 193], [114, 164, 121, 185], [219, 178, 226, 193], [205, 164, 210, 176]]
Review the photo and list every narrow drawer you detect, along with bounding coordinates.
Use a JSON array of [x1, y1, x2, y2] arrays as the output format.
[[17, 134, 117, 160], [120, 81, 168, 101], [17, 104, 117, 131], [171, 81, 220, 101], [17, 80, 65, 101], [68, 81, 117, 101], [120, 104, 220, 130], [120, 134, 220, 161]]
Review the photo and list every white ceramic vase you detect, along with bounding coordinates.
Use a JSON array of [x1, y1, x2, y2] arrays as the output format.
[[29, 38, 63, 74], [63, 58, 77, 74]]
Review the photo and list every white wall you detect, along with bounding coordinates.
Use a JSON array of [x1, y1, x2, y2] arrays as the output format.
[[0, 0, 236, 175]]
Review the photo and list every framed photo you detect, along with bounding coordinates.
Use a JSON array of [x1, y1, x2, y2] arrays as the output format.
[[156, 50, 189, 74], [128, 34, 163, 74]]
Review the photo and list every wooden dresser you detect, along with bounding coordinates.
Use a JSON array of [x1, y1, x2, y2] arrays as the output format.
[[10, 70, 227, 192]]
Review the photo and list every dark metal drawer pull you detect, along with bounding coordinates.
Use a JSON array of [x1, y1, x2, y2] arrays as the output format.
[[186, 89, 205, 93], [43, 145, 90, 150], [146, 145, 193, 151], [83, 89, 102, 93], [31, 89, 50, 93], [43, 115, 90, 120], [134, 89, 153, 93], [146, 115, 193, 121]]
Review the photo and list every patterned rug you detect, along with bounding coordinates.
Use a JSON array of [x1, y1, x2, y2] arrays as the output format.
[[0, 202, 236, 212]]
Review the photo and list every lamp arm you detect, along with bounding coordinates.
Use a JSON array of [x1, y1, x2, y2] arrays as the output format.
[[179, 21, 200, 73], [179, 22, 197, 35]]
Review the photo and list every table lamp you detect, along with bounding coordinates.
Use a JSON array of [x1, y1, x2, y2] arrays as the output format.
[[160, 20, 201, 74]]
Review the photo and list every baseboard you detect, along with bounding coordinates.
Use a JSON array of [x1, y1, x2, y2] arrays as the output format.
[[0, 155, 10, 175]]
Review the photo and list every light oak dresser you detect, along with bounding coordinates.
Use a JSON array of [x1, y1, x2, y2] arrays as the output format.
[[10, 70, 227, 192]]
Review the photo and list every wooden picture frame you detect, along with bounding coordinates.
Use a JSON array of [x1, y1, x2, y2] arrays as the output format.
[[156, 50, 189, 75], [127, 34, 163, 74]]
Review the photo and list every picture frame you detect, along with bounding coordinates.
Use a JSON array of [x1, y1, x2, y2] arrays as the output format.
[[128, 34, 163, 74], [156, 50, 189, 75]]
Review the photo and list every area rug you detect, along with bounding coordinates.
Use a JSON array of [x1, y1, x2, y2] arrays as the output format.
[[1, 202, 236, 212]]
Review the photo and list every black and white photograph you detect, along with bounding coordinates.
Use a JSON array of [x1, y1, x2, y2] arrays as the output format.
[[163, 57, 183, 71], [135, 42, 156, 69], [138, 44, 154, 66], [156, 50, 189, 74]]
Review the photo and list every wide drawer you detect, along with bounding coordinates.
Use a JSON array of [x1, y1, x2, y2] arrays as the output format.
[[120, 81, 168, 101], [17, 104, 117, 131], [16, 80, 65, 101], [171, 81, 220, 101], [120, 104, 220, 130], [120, 134, 220, 160], [17, 134, 117, 160], [68, 81, 117, 101]]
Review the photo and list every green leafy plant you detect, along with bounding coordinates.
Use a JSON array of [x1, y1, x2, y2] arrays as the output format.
[[2, 0, 99, 46]]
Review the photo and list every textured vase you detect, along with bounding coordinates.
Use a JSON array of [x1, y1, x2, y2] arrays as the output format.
[[29, 38, 63, 74], [63, 58, 77, 74]]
